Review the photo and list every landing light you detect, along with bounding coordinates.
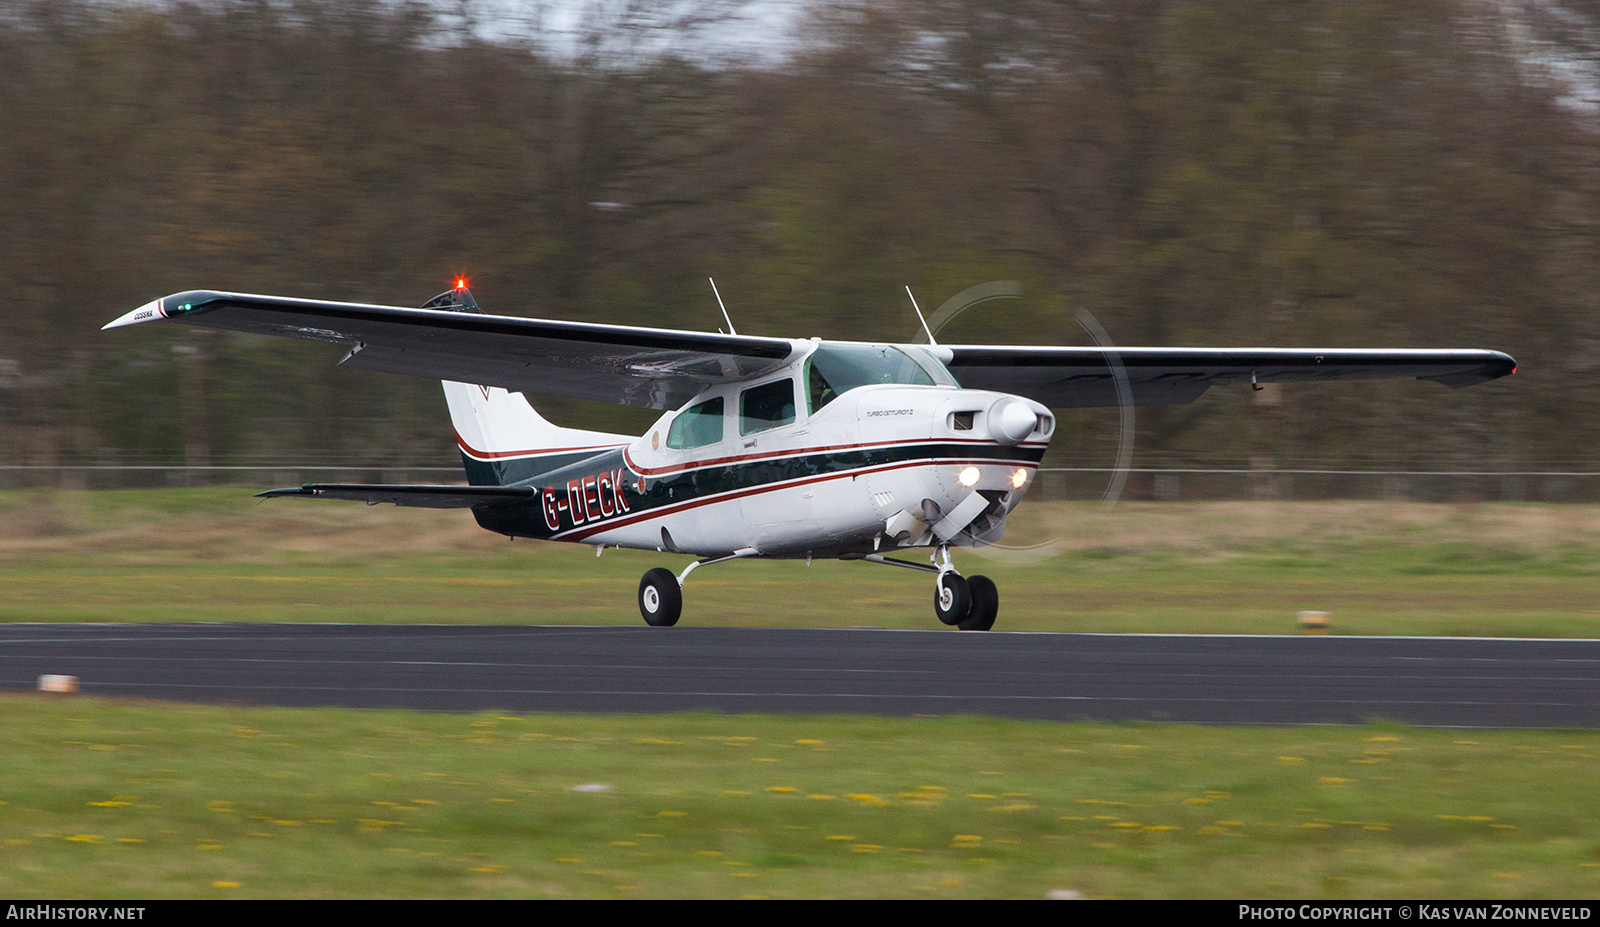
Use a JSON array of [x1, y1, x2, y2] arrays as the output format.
[[1012, 468, 1027, 488], [958, 466, 981, 487]]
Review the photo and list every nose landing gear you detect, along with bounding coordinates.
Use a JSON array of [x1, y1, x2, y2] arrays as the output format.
[[934, 571, 998, 631], [935, 572, 969, 625], [865, 545, 999, 631]]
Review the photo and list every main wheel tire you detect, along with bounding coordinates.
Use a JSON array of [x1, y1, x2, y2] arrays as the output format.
[[638, 568, 682, 627], [959, 575, 998, 631], [934, 572, 971, 626]]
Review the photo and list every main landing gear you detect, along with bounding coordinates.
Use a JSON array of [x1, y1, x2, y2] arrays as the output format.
[[638, 548, 760, 628], [638, 568, 682, 627], [637, 544, 998, 631]]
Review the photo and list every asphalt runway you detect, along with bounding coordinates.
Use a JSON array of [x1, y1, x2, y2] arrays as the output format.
[[3, 624, 1599, 727]]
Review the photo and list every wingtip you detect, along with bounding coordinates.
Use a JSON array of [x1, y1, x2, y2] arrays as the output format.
[[102, 298, 166, 331]]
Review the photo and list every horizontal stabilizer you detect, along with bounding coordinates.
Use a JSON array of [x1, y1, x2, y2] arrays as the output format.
[[258, 483, 537, 509]]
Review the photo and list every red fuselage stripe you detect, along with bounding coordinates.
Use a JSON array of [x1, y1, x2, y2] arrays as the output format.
[[455, 430, 625, 461], [621, 436, 1047, 478]]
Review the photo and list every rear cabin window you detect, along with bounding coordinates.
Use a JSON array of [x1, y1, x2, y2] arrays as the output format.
[[740, 379, 796, 436], [666, 396, 724, 449]]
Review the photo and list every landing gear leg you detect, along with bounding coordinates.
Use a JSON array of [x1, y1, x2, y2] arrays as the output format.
[[932, 544, 969, 626]]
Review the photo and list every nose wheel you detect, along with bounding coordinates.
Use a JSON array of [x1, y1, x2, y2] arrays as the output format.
[[933, 571, 999, 631], [935, 573, 970, 625], [959, 575, 998, 631]]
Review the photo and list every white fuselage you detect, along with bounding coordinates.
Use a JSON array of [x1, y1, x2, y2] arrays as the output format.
[[569, 363, 1052, 558]]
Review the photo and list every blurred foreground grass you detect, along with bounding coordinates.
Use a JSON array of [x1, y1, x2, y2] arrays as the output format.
[[1, 696, 1597, 899], [0, 488, 1595, 635]]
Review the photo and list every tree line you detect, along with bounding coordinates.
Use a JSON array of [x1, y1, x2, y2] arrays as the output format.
[[0, 0, 1594, 472]]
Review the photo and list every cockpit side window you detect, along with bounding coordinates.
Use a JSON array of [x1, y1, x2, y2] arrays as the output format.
[[665, 396, 724, 449], [740, 378, 796, 436], [805, 344, 956, 414]]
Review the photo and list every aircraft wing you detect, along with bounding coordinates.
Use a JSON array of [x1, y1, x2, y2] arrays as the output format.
[[942, 346, 1516, 409], [256, 484, 537, 508], [104, 290, 795, 410]]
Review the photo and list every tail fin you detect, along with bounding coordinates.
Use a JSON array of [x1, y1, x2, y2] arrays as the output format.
[[426, 286, 633, 486]]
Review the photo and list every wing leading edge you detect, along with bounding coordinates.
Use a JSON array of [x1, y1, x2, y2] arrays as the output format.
[[105, 290, 796, 411], [106, 289, 1514, 411], [944, 345, 1515, 408]]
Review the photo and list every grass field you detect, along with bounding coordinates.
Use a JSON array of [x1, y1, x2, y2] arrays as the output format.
[[2, 697, 1598, 899], [3, 489, 1598, 898], [0, 488, 1595, 636]]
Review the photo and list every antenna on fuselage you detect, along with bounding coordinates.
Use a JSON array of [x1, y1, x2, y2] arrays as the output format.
[[709, 277, 737, 336], [905, 286, 937, 346]]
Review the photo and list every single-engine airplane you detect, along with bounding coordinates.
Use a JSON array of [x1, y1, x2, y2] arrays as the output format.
[[104, 283, 1514, 630]]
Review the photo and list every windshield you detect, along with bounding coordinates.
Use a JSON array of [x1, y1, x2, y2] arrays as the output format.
[[805, 344, 957, 413]]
